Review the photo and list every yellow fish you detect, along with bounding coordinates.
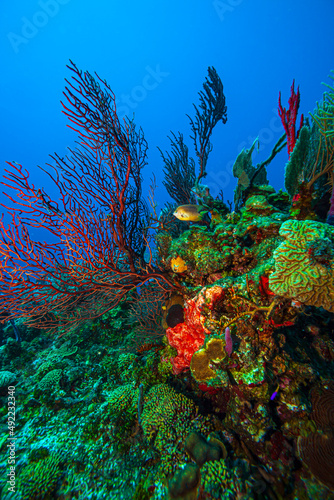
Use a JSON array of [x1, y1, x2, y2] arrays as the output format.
[[173, 204, 206, 222]]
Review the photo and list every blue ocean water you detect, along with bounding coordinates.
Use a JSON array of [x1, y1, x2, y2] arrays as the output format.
[[1, 0, 333, 224]]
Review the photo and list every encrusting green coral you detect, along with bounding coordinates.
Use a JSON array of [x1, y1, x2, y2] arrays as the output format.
[[169, 226, 227, 276], [35, 342, 78, 380]]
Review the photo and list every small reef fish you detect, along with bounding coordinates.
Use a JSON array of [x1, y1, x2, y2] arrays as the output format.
[[270, 384, 280, 401], [291, 299, 303, 309], [173, 204, 207, 222]]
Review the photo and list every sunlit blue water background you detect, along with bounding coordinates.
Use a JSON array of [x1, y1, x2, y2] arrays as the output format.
[[1, 0, 333, 239]]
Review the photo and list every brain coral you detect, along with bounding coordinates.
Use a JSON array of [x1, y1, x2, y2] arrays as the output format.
[[269, 219, 334, 312]]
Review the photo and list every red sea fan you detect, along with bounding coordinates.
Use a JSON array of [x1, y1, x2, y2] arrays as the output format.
[[0, 61, 177, 332]]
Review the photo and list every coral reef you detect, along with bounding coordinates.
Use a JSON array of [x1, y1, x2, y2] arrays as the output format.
[[0, 67, 334, 500]]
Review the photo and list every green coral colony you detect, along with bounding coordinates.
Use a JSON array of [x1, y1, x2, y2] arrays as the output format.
[[0, 66, 334, 500]]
